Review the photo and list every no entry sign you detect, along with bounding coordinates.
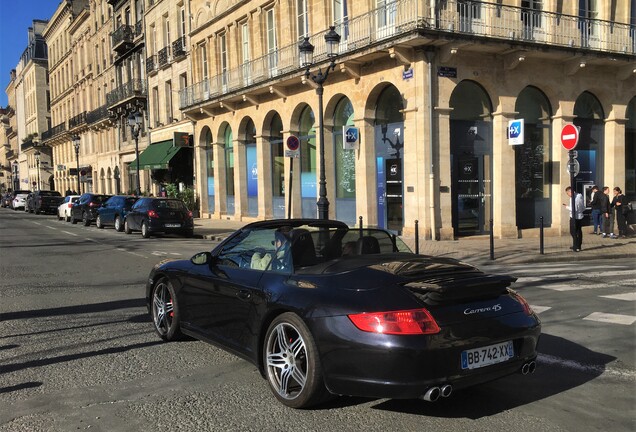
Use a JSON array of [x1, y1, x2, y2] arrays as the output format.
[[560, 124, 579, 151]]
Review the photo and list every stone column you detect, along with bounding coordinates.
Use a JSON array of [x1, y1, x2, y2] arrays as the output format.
[[234, 138, 246, 219], [492, 109, 519, 238], [604, 112, 627, 191], [355, 117, 376, 226], [401, 106, 424, 238], [435, 106, 454, 240], [255, 134, 272, 219], [216, 141, 227, 217], [551, 105, 576, 236]]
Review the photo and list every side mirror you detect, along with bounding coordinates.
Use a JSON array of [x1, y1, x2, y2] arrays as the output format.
[[191, 251, 213, 265]]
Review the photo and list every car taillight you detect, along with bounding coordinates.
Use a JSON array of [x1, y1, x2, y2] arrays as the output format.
[[67, 203, 73, 208], [348, 308, 440, 335], [186, 211, 193, 219], [89, 202, 97, 207], [147, 210, 159, 218], [509, 290, 533, 316]]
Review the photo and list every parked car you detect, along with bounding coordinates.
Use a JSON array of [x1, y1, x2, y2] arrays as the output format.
[[29, 190, 64, 214], [146, 219, 541, 408], [1, 192, 13, 208], [124, 197, 194, 238], [57, 195, 81, 222], [9, 190, 31, 210], [96, 195, 138, 231], [70, 193, 111, 226], [11, 192, 30, 210]]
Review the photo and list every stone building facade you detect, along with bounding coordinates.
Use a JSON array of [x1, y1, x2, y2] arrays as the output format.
[[178, 0, 635, 238]]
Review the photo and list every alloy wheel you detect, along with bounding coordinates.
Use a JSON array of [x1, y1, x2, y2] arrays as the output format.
[[152, 281, 174, 337], [265, 322, 308, 401]]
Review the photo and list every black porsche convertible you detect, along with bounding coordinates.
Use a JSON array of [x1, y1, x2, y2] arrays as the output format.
[[146, 219, 541, 408]]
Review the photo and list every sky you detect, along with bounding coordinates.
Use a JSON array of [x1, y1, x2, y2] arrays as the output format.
[[0, 0, 61, 107]]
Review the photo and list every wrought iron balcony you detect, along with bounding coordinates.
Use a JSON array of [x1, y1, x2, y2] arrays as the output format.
[[172, 36, 187, 59], [106, 79, 147, 109], [87, 105, 111, 124], [158, 46, 170, 67], [179, 0, 635, 110], [146, 55, 157, 74], [51, 122, 66, 138], [21, 140, 36, 152], [111, 24, 134, 53], [41, 129, 52, 141], [68, 112, 87, 130], [5, 149, 15, 159]]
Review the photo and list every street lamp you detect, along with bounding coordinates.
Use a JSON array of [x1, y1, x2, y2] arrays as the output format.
[[72, 135, 81, 194], [299, 26, 341, 220], [380, 124, 403, 158], [34, 150, 41, 191], [128, 111, 143, 196]]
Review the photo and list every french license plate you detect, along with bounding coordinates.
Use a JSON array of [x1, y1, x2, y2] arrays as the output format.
[[165, 223, 181, 228], [461, 340, 514, 370]]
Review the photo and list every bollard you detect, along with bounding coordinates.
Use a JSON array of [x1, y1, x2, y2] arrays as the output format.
[[540, 216, 544, 255], [489, 219, 495, 260], [414, 220, 419, 254], [358, 216, 363, 239]]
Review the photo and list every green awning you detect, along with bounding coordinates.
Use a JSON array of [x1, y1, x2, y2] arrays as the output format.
[[129, 140, 181, 171]]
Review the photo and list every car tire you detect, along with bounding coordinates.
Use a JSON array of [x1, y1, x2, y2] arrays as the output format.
[[83, 212, 91, 226], [96, 215, 104, 229], [114, 216, 123, 232], [124, 219, 132, 234], [71, 214, 78, 224], [263, 312, 330, 409], [66, 214, 71, 223], [35, 208, 40, 215], [151, 278, 183, 342], [141, 221, 150, 238]]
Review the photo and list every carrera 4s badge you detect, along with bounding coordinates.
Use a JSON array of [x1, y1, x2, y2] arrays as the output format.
[[464, 304, 502, 315]]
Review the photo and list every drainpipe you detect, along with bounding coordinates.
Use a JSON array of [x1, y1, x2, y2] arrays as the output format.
[[426, 49, 436, 241]]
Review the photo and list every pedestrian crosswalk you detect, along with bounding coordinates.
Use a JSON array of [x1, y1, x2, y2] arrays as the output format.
[[498, 263, 636, 326]]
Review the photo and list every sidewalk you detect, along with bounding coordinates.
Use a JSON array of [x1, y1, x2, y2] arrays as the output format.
[[193, 218, 635, 266]]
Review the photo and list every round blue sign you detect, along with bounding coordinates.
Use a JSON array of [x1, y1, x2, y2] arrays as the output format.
[[286, 135, 300, 151]]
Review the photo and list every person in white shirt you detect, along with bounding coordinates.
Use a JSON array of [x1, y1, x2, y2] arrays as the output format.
[[564, 186, 585, 251]]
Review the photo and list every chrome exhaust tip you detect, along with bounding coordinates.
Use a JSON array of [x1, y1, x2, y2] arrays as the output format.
[[441, 384, 453, 398], [528, 361, 536, 374], [421, 386, 441, 402], [521, 363, 530, 375]]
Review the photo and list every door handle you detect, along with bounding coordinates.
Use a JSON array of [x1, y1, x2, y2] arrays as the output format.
[[236, 290, 251, 301]]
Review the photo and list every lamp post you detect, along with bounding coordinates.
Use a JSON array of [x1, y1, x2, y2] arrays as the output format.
[[128, 111, 143, 196], [380, 123, 403, 158], [72, 135, 81, 194], [34, 150, 41, 191], [299, 26, 341, 220]]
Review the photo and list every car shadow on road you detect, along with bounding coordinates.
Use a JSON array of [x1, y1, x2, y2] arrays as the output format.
[[365, 333, 615, 418], [1, 298, 146, 321]]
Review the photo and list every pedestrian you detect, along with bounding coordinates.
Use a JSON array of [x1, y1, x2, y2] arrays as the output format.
[[563, 186, 584, 252], [589, 185, 601, 234], [65, 188, 72, 196], [599, 186, 611, 238], [611, 187, 628, 238]]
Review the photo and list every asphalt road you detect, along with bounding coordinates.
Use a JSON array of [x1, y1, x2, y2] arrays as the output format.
[[1, 209, 634, 432]]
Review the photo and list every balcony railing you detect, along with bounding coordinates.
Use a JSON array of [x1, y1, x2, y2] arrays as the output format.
[[68, 112, 87, 129], [42, 121, 67, 141], [146, 55, 157, 74], [106, 79, 147, 108], [87, 105, 111, 124], [5, 149, 15, 159], [179, 0, 635, 110], [172, 36, 187, 59], [111, 24, 134, 52], [21, 140, 36, 152], [158, 46, 170, 67]]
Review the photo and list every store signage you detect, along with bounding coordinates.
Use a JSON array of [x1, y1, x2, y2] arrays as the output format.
[[343, 126, 359, 150], [508, 119, 524, 145], [438, 66, 457, 78]]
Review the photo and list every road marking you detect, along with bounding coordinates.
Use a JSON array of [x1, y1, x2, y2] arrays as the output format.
[[46, 226, 57, 230], [600, 292, 636, 301], [32, 221, 42, 225], [582, 312, 636, 325], [117, 248, 146, 258], [538, 353, 635, 382], [529, 305, 551, 314], [85, 238, 99, 243], [61, 231, 79, 237]]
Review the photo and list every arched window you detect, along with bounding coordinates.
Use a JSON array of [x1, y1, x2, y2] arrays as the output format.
[[244, 118, 258, 216], [514, 86, 552, 229], [449, 80, 493, 236], [222, 124, 234, 215], [203, 128, 214, 213], [333, 97, 355, 225], [269, 114, 285, 218]]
